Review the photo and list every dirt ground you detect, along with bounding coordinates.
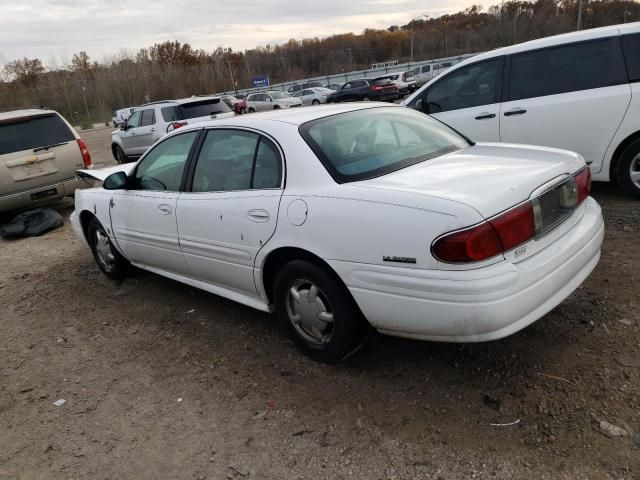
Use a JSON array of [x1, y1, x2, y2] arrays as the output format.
[[1, 128, 639, 479]]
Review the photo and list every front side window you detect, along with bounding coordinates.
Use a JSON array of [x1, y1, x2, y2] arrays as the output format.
[[127, 111, 142, 128], [134, 131, 198, 191], [508, 38, 627, 101], [419, 58, 502, 113], [192, 130, 282, 192], [140, 109, 155, 126], [342, 83, 352, 89], [300, 107, 470, 183]]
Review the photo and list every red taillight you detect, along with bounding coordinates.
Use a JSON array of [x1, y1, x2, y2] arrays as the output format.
[[575, 167, 591, 204], [77, 138, 92, 167], [432, 202, 536, 263], [432, 222, 503, 263], [170, 121, 188, 131], [489, 202, 536, 251]]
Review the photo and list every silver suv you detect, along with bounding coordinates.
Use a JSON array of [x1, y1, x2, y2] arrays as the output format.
[[111, 96, 235, 163], [0, 107, 92, 212]]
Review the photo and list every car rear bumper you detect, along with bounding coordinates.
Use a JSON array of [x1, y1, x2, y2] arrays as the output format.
[[0, 177, 86, 213], [328, 197, 604, 342]]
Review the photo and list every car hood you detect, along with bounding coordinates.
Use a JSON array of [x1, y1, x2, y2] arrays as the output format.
[[353, 143, 585, 218]]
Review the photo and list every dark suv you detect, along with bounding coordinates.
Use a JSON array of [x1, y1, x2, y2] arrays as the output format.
[[326, 78, 398, 103]]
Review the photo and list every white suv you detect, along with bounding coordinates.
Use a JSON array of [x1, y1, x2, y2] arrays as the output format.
[[404, 22, 640, 197], [0, 107, 92, 212], [111, 96, 235, 163]]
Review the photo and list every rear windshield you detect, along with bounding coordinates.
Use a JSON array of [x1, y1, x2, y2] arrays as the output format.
[[0, 113, 74, 155], [179, 99, 232, 119], [299, 107, 470, 183], [372, 78, 393, 85]]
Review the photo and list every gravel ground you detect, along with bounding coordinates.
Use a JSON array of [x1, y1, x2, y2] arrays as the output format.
[[0, 128, 638, 479]]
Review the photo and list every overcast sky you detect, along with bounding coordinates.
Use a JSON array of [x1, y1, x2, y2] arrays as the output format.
[[0, 0, 473, 67]]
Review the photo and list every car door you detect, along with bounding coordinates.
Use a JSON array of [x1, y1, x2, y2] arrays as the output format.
[[177, 128, 283, 296], [500, 36, 631, 171], [337, 82, 354, 102], [408, 57, 503, 142], [300, 89, 312, 105], [109, 130, 200, 274], [131, 108, 157, 155], [119, 110, 142, 154]]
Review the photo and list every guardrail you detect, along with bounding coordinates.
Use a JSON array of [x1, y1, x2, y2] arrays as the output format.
[[221, 53, 478, 96]]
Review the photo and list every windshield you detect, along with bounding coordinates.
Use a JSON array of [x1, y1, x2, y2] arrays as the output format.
[[179, 99, 232, 118], [0, 113, 74, 155], [299, 107, 470, 183], [269, 92, 289, 99]]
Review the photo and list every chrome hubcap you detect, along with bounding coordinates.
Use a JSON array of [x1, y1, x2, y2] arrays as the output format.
[[95, 229, 115, 270], [286, 280, 335, 345], [630, 153, 640, 188]]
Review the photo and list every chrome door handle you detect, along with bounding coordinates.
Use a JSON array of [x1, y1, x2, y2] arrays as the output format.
[[150, 128, 156, 132], [247, 209, 270, 222], [475, 112, 496, 120], [157, 204, 172, 215], [504, 108, 527, 117]]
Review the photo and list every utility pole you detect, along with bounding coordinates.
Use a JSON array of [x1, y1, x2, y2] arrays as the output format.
[[577, 0, 583, 31], [225, 56, 236, 94], [410, 23, 414, 63]]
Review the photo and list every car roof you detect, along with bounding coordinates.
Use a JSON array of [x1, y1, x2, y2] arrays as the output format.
[[138, 95, 225, 108], [175, 103, 397, 130], [0, 108, 57, 121]]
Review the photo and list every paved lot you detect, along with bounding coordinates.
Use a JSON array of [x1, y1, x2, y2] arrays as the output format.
[[0, 128, 638, 479]]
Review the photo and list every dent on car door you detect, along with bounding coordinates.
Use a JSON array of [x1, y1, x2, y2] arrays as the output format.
[[409, 58, 503, 142], [500, 37, 631, 171], [177, 128, 283, 296], [109, 131, 199, 274]]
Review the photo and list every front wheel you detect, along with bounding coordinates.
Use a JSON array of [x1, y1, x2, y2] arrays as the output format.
[[312, 99, 320, 105], [274, 260, 368, 363], [113, 145, 126, 164], [248, 107, 255, 113], [240, 107, 247, 115], [617, 138, 640, 198], [87, 217, 128, 280], [361, 96, 370, 102]]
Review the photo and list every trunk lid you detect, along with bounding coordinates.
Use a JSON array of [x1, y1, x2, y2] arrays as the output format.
[[354, 143, 585, 218]]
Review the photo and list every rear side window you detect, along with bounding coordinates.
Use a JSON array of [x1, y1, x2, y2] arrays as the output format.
[[508, 38, 627, 101], [179, 99, 232, 119], [622, 33, 640, 82], [161, 106, 182, 122], [0, 113, 74, 155], [191, 130, 282, 192]]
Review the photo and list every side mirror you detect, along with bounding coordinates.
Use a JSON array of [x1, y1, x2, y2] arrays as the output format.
[[414, 98, 424, 111], [104, 171, 128, 190]]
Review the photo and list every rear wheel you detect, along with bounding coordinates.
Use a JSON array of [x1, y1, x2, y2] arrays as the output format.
[[273, 105, 281, 110], [274, 260, 368, 363], [361, 96, 370, 102], [617, 138, 640, 198], [113, 145, 126, 164], [87, 217, 128, 280], [312, 99, 320, 105], [248, 107, 255, 113], [240, 107, 247, 115]]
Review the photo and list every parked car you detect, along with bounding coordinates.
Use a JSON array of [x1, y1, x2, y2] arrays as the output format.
[[404, 22, 640, 198], [293, 87, 335, 105], [112, 107, 135, 127], [376, 71, 417, 95], [325, 83, 343, 91], [245, 91, 302, 112], [0, 107, 92, 212], [111, 96, 235, 163], [286, 81, 324, 95], [222, 95, 247, 115], [326, 78, 398, 103], [72, 104, 602, 363], [408, 62, 453, 87]]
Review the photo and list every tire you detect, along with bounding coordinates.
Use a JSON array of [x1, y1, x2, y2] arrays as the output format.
[[248, 107, 255, 113], [361, 96, 370, 102], [616, 138, 640, 198], [113, 145, 127, 164], [273, 105, 281, 110], [274, 260, 369, 363], [312, 99, 320, 105], [240, 107, 247, 115], [87, 217, 128, 280]]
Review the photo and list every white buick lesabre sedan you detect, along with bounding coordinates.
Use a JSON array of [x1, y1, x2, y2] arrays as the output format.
[[71, 103, 604, 363]]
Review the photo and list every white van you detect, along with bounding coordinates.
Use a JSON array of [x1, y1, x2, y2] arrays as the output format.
[[404, 22, 640, 197]]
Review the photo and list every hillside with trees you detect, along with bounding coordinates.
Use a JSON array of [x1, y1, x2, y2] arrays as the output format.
[[1, 0, 638, 126]]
